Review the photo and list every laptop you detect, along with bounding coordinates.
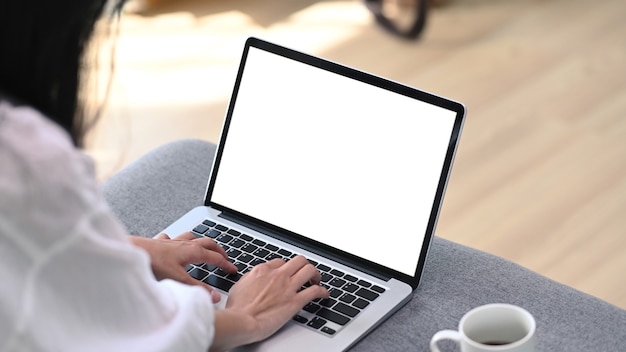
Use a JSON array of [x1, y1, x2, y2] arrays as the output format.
[[159, 37, 466, 351]]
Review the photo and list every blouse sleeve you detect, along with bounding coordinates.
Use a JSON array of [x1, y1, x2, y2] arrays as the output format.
[[0, 102, 215, 352]]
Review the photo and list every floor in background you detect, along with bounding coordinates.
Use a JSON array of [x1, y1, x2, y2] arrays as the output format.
[[87, 0, 626, 309]]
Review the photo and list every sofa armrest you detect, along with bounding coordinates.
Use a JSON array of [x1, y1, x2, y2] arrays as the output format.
[[101, 139, 626, 351]]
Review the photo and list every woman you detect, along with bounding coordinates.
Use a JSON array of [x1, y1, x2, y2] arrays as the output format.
[[0, 1, 328, 351]]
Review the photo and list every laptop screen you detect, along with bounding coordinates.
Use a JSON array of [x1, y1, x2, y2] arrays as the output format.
[[209, 41, 461, 277]]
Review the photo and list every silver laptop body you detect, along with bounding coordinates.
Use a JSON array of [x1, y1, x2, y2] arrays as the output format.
[[160, 37, 466, 351]]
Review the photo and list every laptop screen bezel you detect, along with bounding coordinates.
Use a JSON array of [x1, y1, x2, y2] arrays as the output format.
[[204, 37, 465, 290]]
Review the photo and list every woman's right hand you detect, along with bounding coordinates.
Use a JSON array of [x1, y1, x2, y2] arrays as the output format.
[[210, 256, 328, 352]]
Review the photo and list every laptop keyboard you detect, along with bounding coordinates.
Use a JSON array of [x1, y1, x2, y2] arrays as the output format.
[[186, 219, 387, 336]]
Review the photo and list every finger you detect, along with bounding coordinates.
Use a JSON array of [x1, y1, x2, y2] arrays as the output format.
[[169, 234, 229, 260], [197, 282, 222, 304], [173, 268, 222, 303], [247, 259, 283, 276], [193, 237, 230, 260], [296, 285, 329, 306], [173, 232, 196, 241], [279, 255, 310, 276], [173, 240, 236, 273], [291, 262, 322, 287], [206, 285, 222, 303], [263, 258, 287, 269], [195, 250, 238, 273], [155, 233, 170, 240]]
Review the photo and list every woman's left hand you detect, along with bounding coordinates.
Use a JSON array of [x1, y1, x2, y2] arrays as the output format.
[[130, 232, 237, 303]]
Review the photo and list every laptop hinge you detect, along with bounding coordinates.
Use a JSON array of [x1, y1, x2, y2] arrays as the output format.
[[218, 211, 392, 282]]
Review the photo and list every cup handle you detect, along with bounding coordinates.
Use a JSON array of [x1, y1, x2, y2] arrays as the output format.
[[430, 329, 462, 352]]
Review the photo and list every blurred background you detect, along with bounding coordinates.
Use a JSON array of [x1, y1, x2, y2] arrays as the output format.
[[86, 0, 626, 309]]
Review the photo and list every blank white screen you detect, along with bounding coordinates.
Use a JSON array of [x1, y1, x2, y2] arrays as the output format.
[[211, 47, 457, 276]]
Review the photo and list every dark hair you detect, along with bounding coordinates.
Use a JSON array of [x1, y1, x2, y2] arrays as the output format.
[[0, 0, 125, 147]]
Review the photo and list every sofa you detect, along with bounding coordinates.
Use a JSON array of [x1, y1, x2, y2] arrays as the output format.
[[102, 139, 626, 351]]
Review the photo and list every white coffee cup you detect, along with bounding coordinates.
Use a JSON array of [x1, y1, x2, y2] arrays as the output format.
[[430, 303, 536, 352]]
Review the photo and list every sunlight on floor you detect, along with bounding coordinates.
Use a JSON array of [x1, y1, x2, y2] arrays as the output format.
[[87, 1, 373, 180], [110, 1, 371, 108]]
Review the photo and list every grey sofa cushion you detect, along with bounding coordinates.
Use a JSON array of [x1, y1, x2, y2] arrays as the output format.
[[102, 139, 626, 351]]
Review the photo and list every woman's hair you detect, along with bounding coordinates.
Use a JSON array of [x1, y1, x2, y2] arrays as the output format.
[[0, 0, 125, 147]]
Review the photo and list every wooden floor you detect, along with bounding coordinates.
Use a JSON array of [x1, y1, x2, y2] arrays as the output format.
[[87, 0, 626, 309]]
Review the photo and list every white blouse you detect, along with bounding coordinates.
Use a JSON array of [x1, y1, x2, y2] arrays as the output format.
[[0, 100, 215, 351]]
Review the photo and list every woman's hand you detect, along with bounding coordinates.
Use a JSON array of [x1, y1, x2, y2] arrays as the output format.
[[130, 232, 237, 303], [210, 256, 329, 351]]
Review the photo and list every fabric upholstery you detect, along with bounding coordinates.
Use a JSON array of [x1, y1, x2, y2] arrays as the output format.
[[102, 139, 626, 351]]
